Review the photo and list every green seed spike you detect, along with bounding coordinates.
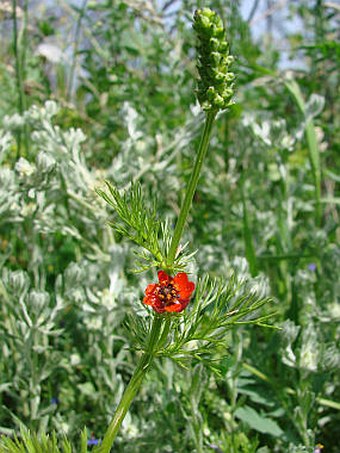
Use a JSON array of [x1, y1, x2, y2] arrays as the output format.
[[193, 8, 235, 113]]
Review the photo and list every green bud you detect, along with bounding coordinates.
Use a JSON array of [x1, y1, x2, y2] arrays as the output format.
[[193, 8, 235, 113], [211, 52, 222, 64], [225, 73, 235, 82], [215, 71, 226, 82], [209, 37, 219, 50], [207, 86, 216, 100], [215, 94, 225, 107]]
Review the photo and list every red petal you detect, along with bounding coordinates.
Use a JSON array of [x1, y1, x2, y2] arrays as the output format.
[[145, 283, 158, 296], [173, 272, 189, 288], [143, 296, 153, 306], [174, 272, 188, 285], [165, 301, 183, 312], [173, 273, 195, 299], [158, 270, 171, 285], [143, 294, 166, 314], [179, 298, 190, 310], [151, 296, 166, 313], [143, 294, 158, 306], [179, 281, 195, 299]]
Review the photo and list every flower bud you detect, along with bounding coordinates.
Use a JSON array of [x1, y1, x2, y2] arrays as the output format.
[[193, 8, 235, 113]]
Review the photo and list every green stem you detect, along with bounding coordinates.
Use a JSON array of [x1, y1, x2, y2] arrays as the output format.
[[12, 0, 29, 157], [67, 0, 88, 100], [12, 0, 22, 156], [167, 111, 216, 266], [97, 110, 217, 452], [97, 316, 163, 453]]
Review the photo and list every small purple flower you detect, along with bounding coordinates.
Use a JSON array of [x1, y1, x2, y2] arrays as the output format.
[[50, 397, 59, 405], [308, 263, 317, 272], [314, 444, 324, 453], [87, 438, 100, 446]]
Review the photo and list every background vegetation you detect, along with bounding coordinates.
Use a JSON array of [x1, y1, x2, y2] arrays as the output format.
[[0, 0, 339, 451]]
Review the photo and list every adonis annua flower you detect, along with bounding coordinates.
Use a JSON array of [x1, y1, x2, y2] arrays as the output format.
[[143, 271, 195, 313]]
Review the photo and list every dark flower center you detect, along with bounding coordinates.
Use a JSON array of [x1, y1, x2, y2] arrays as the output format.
[[158, 284, 179, 306]]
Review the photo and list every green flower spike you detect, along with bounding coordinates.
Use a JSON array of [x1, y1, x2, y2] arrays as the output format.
[[193, 8, 235, 113]]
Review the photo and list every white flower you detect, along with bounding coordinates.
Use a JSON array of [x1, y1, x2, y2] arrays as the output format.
[[15, 157, 35, 177], [36, 43, 64, 64]]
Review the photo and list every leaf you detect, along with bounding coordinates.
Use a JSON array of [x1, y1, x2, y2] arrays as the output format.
[[160, 272, 275, 366], [285, 78, 322, 224], [305, 94, 325, 120], [96, 181, 164, 264], [242, 190, 258, 277], [80, 428, 88, 453], [96, 181, 195, 273], [235, 406, 283, 437]]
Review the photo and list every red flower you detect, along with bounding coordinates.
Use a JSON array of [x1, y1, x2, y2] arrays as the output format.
[[143, 271, 195, 314]]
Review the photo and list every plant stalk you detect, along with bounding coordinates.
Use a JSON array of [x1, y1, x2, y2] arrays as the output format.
[[12, 0, 29, 157], [67, 0, 88, 100], [167, 111, 216, 266], [96, 316, 163, 452], [97, 111, 217, 452]]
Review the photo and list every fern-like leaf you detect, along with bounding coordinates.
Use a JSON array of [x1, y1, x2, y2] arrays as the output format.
[[159, 273, 276, 369]]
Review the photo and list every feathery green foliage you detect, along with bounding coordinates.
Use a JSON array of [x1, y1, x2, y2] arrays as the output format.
[[97, 182, 165, 263], [96, 182, 196, 273], [159, 272, 274, 369], [0, 426, 77, 453]]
